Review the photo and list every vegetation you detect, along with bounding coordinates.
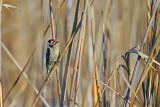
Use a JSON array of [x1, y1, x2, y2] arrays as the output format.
[[1, 0, 160, 107]]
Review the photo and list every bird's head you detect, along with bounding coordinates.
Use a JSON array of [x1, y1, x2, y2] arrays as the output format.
[[47, 39, 59, 48]]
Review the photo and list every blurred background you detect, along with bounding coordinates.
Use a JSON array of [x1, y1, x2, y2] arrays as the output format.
[[1, 0, 160, 107]]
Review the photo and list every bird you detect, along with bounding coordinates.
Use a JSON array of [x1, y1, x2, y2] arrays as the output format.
[[46, 39, 60, 79]]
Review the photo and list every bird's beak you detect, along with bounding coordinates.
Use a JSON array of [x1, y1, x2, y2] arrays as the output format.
[[56, 41, 59, 44]]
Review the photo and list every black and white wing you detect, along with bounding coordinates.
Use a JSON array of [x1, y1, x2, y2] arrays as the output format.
[[46, 48, 50, 67]]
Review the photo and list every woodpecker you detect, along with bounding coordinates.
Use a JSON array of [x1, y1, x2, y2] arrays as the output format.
[[46, 39, 60, 78]]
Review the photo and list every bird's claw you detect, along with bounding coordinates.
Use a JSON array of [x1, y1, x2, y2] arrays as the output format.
[[55, 60, 59, 65]]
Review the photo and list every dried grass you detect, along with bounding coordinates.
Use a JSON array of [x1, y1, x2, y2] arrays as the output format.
[[1, 0, 160, 107]]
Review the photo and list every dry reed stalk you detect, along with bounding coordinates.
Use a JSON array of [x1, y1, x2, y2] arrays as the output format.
[[150, 47, 160, 106], [59, 0, 74, 91], [93, 11, 110, 107], [122, 53, 131, 105], [3, 0, 66, 104], [50, 0, 66, 105], [154, 59, 160, 106], [136, 0, 159, 105], [118, 65, 141, 105], [9, 81, 28, 107], [146, 0, 151, 24], [90, 0, 95, 6], [56, 69, 61, 105], [90, 6, 99, 107], [82, 80, 91, 107], [49, 0, 55, 39], [141, 46, 160, 102], [1, 42, 49, 106], [130, 0, 160, 84], [64, 0, 73, 42], [53, 0, 65, 19], [74, 3, 88, 106], [142, 47, 160, 106], [153, 50, 160, 106], [68, 0, 87, 106], [92, 77, 98, 106], [102, 0, 112, 103], [147, 4, 159, 106], [74, 54, 81, 106], [81, 0, 103, 106], [94, 67, 102, 107], [0, 0, 3, 106], [92, 77, 137, 107], [100, 65, 115, 97], [100, 1, 111, 106], [125, 0, 160, 105], [41, 0, 48, 102], [94, 21, 107, 107], [81, 2, 93, 106], [0, 74, 3, 107], [97, 11, 110, 106], [32, 21, 81, 107], [60, 0, 80, 106], [81, 1, 98, 106], [94, 0, 112, 105], [130, 31, 160, 106], [3, 22, 50, 103], [115, 46, 160, 106], [49, 0, 62, 105]]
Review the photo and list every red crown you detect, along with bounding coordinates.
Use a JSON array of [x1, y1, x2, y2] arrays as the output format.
[[49, 39, 56, 42]]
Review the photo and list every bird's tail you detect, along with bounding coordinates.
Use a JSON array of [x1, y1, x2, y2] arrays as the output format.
[[46, 70, 50, 80]]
